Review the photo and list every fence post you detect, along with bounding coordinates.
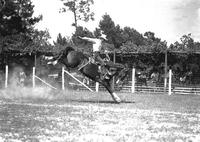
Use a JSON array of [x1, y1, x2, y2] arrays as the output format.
[[168, 69, 172, 95], [5, 65, 8, 88], [95, 82, 99, 92], [62, 66, 65, 90], [164, 77, 167, 93], [131, 68, 135, 93], [32, 67, 35, 88]]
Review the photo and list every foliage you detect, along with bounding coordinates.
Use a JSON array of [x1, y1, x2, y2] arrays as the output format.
[[53, 33, 68, 46], [0, 0, 51, 53], [98, 14, 167, 54], [167, 34, 200, 84], [99, 14, 124, 49], [71, 26, 94, 53], [0, 0, 41, 36], [53, 33, 74, 53], [169, 34, 200, 53], [29, 29, 52, 52], [122, 27, 144, 46], [60, 0, 94, 28]]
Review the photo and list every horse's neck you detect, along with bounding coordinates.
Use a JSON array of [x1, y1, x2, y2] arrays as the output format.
[[80, 53, 90, 62], [64, 48, 72, 55]]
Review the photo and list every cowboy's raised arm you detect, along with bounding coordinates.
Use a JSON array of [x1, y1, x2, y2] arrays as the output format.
[[79, 36, 97, 43]]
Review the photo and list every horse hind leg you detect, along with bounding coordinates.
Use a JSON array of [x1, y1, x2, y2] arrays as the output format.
[[116, 68, 128, 86], [111, 92, 121, 103], [103, 82, 121, 103]]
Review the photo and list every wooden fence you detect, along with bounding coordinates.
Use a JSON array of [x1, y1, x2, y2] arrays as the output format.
[[3, 66, 200, 95]]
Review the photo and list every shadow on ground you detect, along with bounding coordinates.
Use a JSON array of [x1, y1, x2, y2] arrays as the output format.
[[70, 99, 135, 104]]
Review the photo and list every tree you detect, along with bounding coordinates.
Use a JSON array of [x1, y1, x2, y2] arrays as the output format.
[[0, 0, 51, 53], [180, 34, 194, 50], [72, 26, 94, 53], [99, 14, 124, 49], [53, 33, 74, 53], [169, 34, 195, 52], [122, 27, 144, 46], [143, 31, 167, 53], [30, 29, 51, 51], [60, 0, 94, 29], [144, 31, 161, 43], [53, 33, 68, 46], [0, 0, 41, 36]]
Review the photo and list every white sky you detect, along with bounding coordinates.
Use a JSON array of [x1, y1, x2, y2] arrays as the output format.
[[32, 0, 200, 44]]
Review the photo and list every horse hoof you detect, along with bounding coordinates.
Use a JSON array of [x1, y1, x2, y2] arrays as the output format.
[[112, 93, 121, 103], [114, 97, 121, 103]]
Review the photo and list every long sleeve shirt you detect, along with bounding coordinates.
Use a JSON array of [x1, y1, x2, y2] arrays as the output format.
[[81, 37, 102, 52]]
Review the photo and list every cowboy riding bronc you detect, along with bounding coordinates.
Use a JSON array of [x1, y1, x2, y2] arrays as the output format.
[[78, 33, 112, 80]]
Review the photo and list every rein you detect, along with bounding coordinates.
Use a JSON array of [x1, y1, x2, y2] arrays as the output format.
[[78, 57, 93, 71], [78, 60, 90, 70]]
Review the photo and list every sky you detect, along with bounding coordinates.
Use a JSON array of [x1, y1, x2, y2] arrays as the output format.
[[32, 0, 200, 45]]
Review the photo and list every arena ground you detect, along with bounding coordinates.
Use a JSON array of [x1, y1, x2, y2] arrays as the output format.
[[0, 88, 200, 142]]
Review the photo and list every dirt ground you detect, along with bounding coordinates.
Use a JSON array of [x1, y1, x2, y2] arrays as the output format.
[[0, 88, 200, 142]]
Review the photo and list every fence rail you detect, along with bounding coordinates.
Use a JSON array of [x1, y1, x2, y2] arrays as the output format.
[[72, 83, 200, 95]]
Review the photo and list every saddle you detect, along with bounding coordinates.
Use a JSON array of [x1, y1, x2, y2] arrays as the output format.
[[78, 56, 111, 80], [77, 56, 98, 70]]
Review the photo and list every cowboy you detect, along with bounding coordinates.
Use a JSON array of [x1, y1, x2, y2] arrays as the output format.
[[79, 33, 112, 79]]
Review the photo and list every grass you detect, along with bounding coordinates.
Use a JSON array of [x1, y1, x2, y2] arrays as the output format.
[[0, 88, 200, 141]]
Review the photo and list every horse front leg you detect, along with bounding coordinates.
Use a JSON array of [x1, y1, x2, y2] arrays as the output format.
[[110, 91, 121, 103], [101, 81, 121, 103]]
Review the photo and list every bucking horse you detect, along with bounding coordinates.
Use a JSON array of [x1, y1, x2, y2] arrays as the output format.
[[44, 46, 130, 103]]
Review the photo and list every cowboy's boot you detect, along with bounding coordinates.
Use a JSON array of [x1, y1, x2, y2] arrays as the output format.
[[104, 69, 112, 80]]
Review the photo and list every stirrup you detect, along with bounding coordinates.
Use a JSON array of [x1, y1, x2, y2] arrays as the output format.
[[105, 75, 110, 79], [102, 72, 110, 80]]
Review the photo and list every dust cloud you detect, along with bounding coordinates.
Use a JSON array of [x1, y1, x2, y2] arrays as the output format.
[[0, 66, 67, 101]]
